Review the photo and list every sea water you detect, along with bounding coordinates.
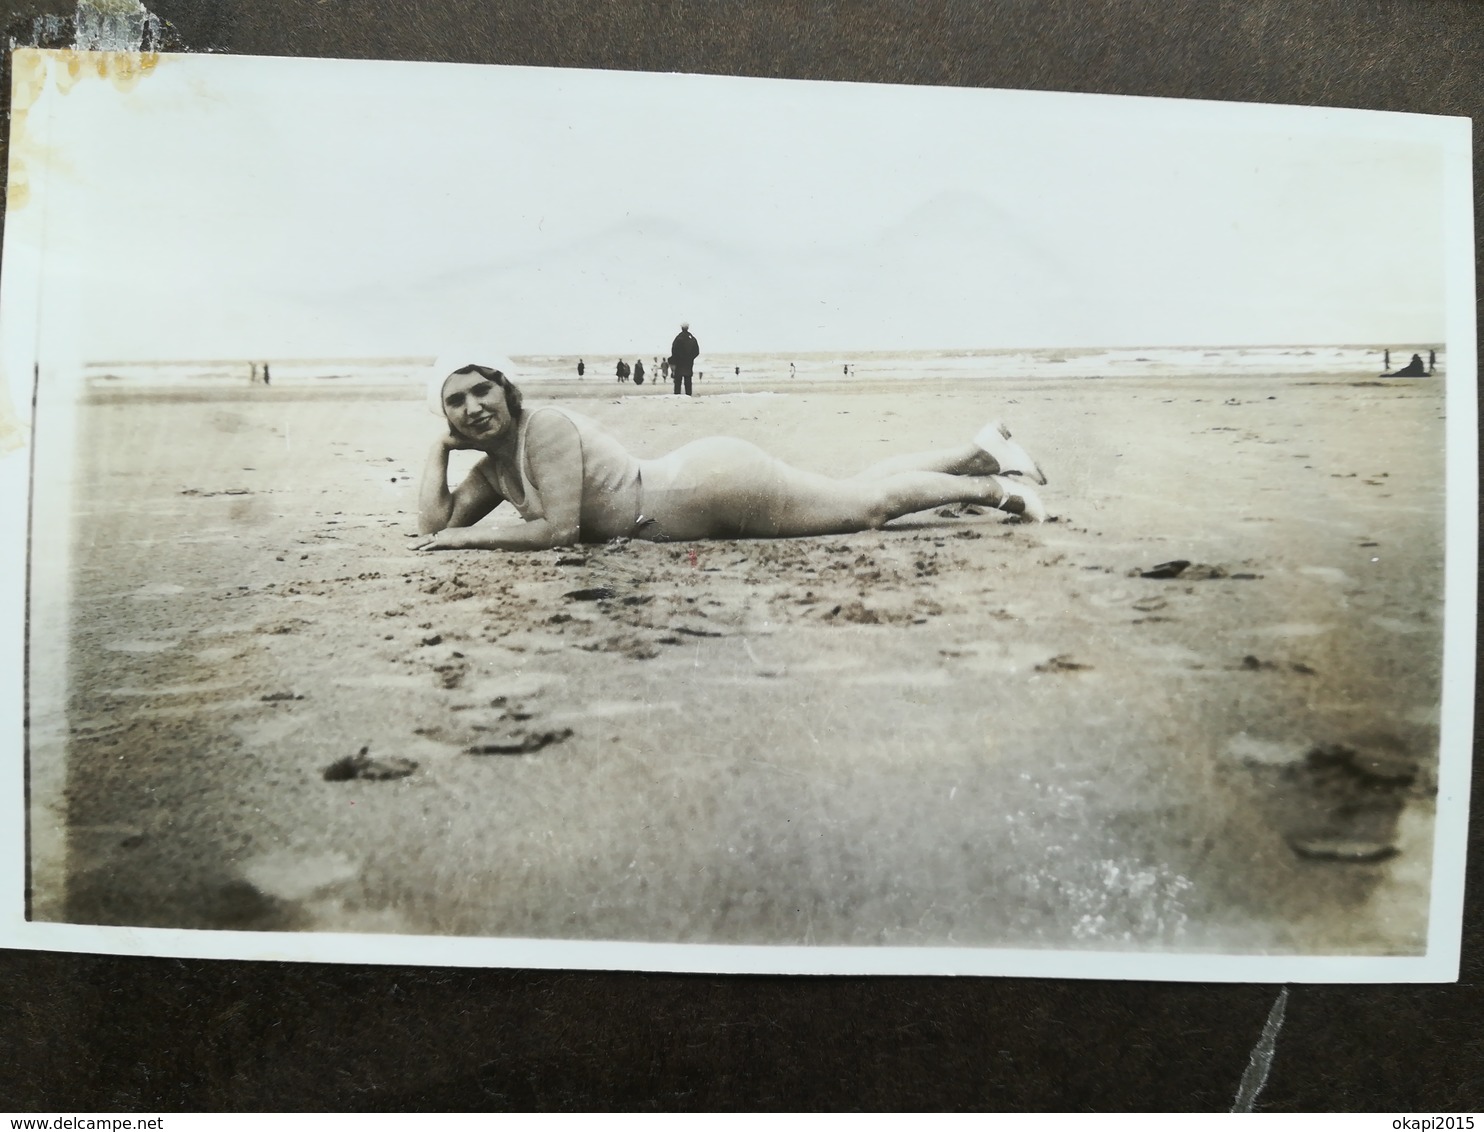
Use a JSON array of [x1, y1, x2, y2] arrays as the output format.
[[78, 343, 1442, 391]]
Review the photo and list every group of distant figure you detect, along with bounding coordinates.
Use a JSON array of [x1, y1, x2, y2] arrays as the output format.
[[610, 358, 645, 384], [576, 323, 705, 396], [573, 325, 875, 393], [250, 342, 1430, 395], [1382, 348, 1437, 378]]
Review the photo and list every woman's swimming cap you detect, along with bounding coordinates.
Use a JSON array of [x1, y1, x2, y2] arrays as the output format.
[[425, 352, 519, 416]]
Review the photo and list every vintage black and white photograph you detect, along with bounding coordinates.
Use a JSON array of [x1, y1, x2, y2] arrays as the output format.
[[0, 49, 1473, 979]]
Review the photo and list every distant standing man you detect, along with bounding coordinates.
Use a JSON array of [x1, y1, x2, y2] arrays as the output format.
[[577, 359, 585, 377], [670, 322, 699, 396], [634, 358, 645, 385]]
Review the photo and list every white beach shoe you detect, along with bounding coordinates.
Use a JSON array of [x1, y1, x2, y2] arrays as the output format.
[[974, 420, 1047, 485], [990, 476, 1049, 523]]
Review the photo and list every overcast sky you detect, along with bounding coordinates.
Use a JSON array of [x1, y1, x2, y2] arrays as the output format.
[[0, 51, 1465, 364]]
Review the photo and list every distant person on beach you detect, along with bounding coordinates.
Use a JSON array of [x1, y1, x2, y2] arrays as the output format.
[[1384, 349, 1391, 370], [413, 362, 1049, 552], [577, 359, 585, 377], [661, 358, 670, 382], [262, 363, 270, 386], [616, 359, 629, 383], [633, 358, 645, 385], [790, 362, 796, 379], [1429, 349, 1436, 373], [1389, 353, 1427, 377], [670, 322, 699, 396]]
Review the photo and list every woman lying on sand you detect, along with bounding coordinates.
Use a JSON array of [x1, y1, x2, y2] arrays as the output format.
[[413, 363, 1049, 551]]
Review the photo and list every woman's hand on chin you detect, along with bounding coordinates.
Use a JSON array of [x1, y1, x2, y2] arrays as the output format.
[[440, 427, 484, 452], [410, 527, 466, 551]]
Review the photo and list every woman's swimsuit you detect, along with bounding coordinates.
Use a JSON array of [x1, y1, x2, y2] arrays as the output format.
[[479, 406, 786, 543], [478, 407, 652, 541]]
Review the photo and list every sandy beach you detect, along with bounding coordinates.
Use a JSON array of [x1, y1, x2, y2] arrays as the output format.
[[31, 369, 1446, 955]]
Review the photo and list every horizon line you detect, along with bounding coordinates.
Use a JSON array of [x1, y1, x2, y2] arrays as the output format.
[[70, 341, 1446, 368]]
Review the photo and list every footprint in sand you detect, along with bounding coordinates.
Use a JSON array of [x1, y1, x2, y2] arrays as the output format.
[[259, 618, 316, 636], [438, 699, 546, 740], [1236, 655, 1316, 675], [1035, 654, 1092, 674], [466, 728, 573, 755], [323, 747, 419, 781], [498, 629, 575, 654], [430, 655, 469, 688], [579, 635, 662, 660]]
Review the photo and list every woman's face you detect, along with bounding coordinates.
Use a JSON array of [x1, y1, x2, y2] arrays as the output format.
[[441, 370, 514, 443]]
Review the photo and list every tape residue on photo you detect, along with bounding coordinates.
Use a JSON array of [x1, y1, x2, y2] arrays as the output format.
[[73, 0, 163, 52]]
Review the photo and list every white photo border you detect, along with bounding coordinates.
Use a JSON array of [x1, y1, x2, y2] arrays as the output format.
[[0, 50, 1474, 981]]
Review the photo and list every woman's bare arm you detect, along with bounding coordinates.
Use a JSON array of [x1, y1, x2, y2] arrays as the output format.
[[418, 517, 569, 551], [418, 435, 501, 534], [418, 410, 585, 551]]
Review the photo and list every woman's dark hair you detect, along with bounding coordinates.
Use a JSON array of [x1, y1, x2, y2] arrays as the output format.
[[448, 363, 523, 421]]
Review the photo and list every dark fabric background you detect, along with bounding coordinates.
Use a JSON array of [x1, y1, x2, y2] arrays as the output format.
[[2, 0, 1480, 1112]]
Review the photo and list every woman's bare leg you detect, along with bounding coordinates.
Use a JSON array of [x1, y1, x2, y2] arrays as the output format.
[[740, 464, 1044, 537], [639, 437, 1046, 542], [855, 443, 993, 480], [856, 420, 1046, 484]]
